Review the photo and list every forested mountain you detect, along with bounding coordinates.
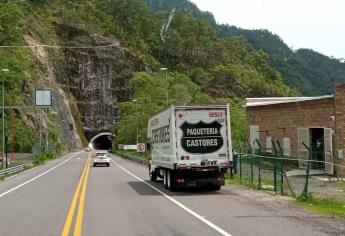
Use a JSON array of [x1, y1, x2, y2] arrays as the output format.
[[0, 0, 295, 144], [144, 0, 345, 95]]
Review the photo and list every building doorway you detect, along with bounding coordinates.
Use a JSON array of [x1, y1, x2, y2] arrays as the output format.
[[310, 128, 325, 169]]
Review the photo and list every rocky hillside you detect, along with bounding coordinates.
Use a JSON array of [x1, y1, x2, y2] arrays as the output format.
[[0, 0, 297, 147]]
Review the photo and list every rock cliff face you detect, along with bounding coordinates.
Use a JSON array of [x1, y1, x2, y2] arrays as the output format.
[[24, 34, 83, 149], [53, 25, 147, 141]]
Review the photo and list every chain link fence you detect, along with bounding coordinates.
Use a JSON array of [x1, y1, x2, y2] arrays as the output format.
[[234, 139, 345, 201]]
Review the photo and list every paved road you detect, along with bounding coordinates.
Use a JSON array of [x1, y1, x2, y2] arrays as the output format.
[[0, 151, 343, 236]]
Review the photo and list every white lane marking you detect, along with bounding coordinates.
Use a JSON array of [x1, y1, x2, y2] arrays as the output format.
[[110, 158, 232, 236], [0, 151, 84, 198]]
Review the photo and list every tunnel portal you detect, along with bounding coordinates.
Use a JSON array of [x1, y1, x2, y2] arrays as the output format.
[[89, 132, 113, 150]]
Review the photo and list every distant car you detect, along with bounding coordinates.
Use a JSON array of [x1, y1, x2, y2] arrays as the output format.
[[93, 153, 110, 167], [85, 147, 90, 152]]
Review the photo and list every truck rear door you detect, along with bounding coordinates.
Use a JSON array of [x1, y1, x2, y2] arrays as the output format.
[[175, 107, 230, 166]]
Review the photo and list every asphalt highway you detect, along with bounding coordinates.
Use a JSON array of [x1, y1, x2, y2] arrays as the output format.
[[0, 151, 343, 236]]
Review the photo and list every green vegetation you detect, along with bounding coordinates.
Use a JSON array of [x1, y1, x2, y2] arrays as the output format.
[[144, 0, 345, 96], [12, 119, 39, 153], [114, 149, 151, 161], [295, 194, 345, 219], [227, 176, 257, 189], [33, 150, 56, 165], [230, 175, 345, 219], [1, 0, 334, 154]]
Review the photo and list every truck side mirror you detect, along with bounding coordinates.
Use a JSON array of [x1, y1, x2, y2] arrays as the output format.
[[146, 143, 151, 151]]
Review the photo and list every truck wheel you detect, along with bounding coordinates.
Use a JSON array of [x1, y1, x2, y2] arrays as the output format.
[[167, 170, 176, 192], [210, 185, 221, 191], [149, 165, 157, 182], [163, 170, 168, 189]]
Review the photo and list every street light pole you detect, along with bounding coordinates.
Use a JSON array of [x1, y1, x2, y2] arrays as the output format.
[[2, 78, 4, 169], [160, 68, 168, 106], [133, 99, 139, 144], [1, 69, 9, 169]]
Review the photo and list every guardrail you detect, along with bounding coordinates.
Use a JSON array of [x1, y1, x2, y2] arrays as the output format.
[[113, 152, 150, 167], [124, 155, 150, 166], [0, 164, 25, 177]]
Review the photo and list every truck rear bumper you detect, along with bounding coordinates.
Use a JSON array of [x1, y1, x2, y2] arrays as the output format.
[[184, 178, 224, 187], [175, 172, 225, 188]]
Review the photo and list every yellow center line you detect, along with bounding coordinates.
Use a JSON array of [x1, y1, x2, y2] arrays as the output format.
[[73, 154, 91, 236], [61, 154, 90, 236]]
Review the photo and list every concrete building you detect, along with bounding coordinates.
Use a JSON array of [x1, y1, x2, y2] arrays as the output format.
[[246, 84, 345, 177]]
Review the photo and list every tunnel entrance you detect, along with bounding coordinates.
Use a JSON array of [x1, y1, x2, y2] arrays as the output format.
[[90, 132, 113, 150]]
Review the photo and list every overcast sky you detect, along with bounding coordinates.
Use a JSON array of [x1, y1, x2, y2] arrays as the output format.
[[191, 0, 345, 59]]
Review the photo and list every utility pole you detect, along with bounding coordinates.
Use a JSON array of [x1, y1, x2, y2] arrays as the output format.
[[133, 99, 139, 144], [1, 69, 9, 169], [46, 108, 49, 151], [331, 73, 339, 179]]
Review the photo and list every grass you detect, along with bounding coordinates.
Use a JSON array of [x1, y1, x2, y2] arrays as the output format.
[[228, 175, 345, 219], [335, 181, 345, 191], [227, 175, 258, 189], [33, 151, 56, 165], [295, 194, 345, 219], [113, 149, 151, 160]]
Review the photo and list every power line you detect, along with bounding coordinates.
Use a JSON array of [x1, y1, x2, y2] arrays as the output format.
[[0, 0, 27, 5], [0, 43, 120, 49]]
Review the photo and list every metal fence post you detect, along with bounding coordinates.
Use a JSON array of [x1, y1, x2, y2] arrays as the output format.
[[276, 141, 284, 195], [299, 142, 312, 200], [272, 140, 278, 194], [250, 154, 254, 184], [246, 139, 253, 184], [238, 143, 243, 180], [255, 139, 262, 189]]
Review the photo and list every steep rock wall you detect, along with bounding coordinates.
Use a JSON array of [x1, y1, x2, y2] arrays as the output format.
[[24, 35, 83, 149], [53, 25, 147, 140]]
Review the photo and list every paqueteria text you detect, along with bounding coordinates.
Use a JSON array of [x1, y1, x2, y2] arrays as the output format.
[[180, 121, 223, 154]]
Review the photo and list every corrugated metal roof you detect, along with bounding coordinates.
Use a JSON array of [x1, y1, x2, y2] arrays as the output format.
[[246, 95, 333, 107]]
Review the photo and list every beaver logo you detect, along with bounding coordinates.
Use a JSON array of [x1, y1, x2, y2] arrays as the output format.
[[180, 121, 223, 154]]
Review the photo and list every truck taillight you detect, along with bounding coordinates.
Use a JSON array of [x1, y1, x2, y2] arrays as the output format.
[[177, 178, 185, 183]]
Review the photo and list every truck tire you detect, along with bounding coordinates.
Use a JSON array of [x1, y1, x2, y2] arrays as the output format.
[[149, 165, 157, 182], [163, 169, 168, 189], [210, 185, 221, 191], [167, 170, 176, 192]]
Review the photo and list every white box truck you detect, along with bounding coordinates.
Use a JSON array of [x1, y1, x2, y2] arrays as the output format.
[[147, 105, 232, 191]]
